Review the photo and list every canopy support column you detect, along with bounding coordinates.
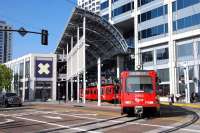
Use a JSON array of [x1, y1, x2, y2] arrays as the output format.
[[66, 43, 69, 102], [70, 36, 74, 102], [71, 78, 73, 102], [66, 80, 68, 102], [77, 75, 80, 103], [97, 57, 101, 106], [77, 26, 80, 103], [117, 56, 124, 79], [83, 16, 86, 104]]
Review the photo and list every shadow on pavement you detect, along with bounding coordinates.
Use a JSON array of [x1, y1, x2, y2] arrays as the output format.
[[160, 104, 197, 118]]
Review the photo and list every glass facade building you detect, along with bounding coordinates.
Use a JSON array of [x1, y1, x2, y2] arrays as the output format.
[[100, 0, 200, 102]]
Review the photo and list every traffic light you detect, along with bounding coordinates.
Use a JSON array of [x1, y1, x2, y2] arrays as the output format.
[[41, 29, 48, 45]]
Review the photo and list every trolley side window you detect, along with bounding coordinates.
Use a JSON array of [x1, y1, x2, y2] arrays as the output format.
[[126, 76, 153, 93]]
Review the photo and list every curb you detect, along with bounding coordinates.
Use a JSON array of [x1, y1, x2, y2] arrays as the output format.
[[0, 106, 32, 112], [161, 102, 200, 109]]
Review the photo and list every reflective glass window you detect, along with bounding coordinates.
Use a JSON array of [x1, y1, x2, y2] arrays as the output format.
[[142, 51, 153, 63], [197, 41, 200, 55], [188, 66, 194, 80], [138, 5, 167, 23], [139, 23, 167, 40], [156, 48, 169, 60], [158, 84, 170, 96], [112, 2, 133, 17], [184, 16, 192, 27], [19, 63, 24, 79], [173, 0, 200, 12], [177, 18, 185, 29], [102, 14, 109, 21], [157, 68, 169, 82], [138, 0, 155, 7], [157, 6, 163, 16], [174, 12, 200, 31], [177, 43, 193, 59], [100, 0, 108, 10]]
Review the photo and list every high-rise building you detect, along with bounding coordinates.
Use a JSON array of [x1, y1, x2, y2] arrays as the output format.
[[78, 0, 100, 14], [100, 0, 200, 102], [0, 21, 12, 63]]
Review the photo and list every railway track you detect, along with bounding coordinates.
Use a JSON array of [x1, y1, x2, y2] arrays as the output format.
[[39, 115, 141, 133], [159, 111, 199, 133]]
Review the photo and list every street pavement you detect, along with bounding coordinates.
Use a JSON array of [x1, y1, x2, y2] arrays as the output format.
[[0, 101, 199, 133]]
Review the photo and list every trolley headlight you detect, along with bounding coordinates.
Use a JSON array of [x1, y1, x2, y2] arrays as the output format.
[[145, 101, 154, 104], [125, 101, 132, 104]]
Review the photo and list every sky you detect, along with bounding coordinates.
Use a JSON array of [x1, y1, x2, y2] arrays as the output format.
[[0, 0, 76, 59]]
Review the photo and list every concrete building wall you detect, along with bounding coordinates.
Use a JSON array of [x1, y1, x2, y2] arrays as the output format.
[[5, 53, 57, 102]]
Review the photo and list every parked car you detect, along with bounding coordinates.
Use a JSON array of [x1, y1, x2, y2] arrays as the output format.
[[0, 93, 22, 107]]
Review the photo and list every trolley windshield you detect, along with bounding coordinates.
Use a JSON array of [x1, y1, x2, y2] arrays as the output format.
[[126, 76, 153, 93]]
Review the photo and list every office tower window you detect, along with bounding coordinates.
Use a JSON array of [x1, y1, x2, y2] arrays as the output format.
[[112, 2, 134, 17], [100, 0, 108, 10], [156, 48, 169, 61], [138, 0, 155, 7], [138, 5, 168, 23], [172, 0, 200, 12], [142, 51, 153, 63], [102, 14, 109, 21], [138, 23, 168, 40], [176, 43, 193, 60], [173, 13, 200, 31], [157, 68, 169, 82]]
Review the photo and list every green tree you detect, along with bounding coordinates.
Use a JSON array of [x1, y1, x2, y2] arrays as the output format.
[[0, 64, 13, 92]]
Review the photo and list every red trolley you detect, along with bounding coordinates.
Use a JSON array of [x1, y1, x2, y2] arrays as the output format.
[[120, 70, 160, 116]]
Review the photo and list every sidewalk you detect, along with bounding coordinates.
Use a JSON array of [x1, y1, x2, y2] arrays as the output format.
[[161, 102, 200, 109]]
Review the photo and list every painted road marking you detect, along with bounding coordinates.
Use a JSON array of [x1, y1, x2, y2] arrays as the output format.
[[0, 113, 100, 133], [14, 116, 100, 133], [1, 110, 199, 133], [43, 115, 62, 120], [34, 111, 105, 121], [0, 119, 14, 124]]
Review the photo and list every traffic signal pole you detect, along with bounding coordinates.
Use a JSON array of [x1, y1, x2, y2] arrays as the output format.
[[0, 28, 48, 45]]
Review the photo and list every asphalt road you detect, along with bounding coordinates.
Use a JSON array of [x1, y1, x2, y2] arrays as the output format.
[[0, 103, 199, 133]]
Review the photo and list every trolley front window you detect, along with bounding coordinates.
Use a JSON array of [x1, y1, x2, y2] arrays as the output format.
[[126, 76, 153, 93]]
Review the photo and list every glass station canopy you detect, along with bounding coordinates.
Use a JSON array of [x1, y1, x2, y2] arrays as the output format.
[[55, 7, 128, 69]]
